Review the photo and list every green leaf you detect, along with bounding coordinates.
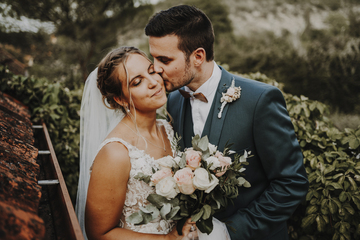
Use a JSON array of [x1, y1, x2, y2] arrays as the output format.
[[202, 205, 212, 220], [139, 204, 157, 214], [306, 191, 314, 201], [191, 208, 204, 222], [134, 172, 151, 184], [340, 223, 347, 234], [333, 173, 344, 179], [339, 191, 347, 202], [324, 165, 336, 175], [330, 182, 343, 190], [147, 194, 169, 208], [349, 138, 360, 149], [160, 203, 172, 219], [197, 136, 209, 151], [126, 211, 143, 224], [306, 205, 318, 214], [344, 203, 355, 215], [191, 135, 201, 150], [167, 206, 180, 220], [316, 215, 326, 232], [301, 214, 316, 228], [347, 176, 357, 190], [196, 217, 213, 235], [179, 154, 187, 168], [329, 200, 337, 214], [352, 196, 360, 209]]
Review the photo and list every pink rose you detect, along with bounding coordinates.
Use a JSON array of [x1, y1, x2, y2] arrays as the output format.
[[151, 168, 173, 185], [185, 149, 202, 170], [174, 167, 195, 195], [214, 151, 232, 177]]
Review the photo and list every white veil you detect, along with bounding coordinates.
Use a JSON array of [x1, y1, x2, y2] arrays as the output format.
[[75, 68, 125, 239]]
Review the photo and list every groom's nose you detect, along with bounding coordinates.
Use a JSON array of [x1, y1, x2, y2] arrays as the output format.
[[153, 60, 163, 74]]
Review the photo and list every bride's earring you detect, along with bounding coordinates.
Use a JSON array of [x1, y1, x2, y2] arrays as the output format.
[[125, 105, 130, 113]]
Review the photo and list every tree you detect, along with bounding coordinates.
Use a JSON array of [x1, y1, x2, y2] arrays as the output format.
[[1, 0, 153, 82]]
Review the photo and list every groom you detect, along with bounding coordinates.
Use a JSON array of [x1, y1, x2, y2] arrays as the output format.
[[145, 5, 308, 240]]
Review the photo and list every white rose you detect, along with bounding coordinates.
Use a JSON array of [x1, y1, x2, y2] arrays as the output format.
[[156, 176, 180, 199], [193, 168, 219, 193], [205, 156, 221, 170], [156, 156, 176, 169], [208, 143, 217, 155]]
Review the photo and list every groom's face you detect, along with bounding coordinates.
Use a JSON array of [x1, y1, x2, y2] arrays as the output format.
[[149, 34, 195, 92]]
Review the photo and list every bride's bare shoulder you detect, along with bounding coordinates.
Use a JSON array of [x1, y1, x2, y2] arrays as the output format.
[[92, 141, 130, 175]]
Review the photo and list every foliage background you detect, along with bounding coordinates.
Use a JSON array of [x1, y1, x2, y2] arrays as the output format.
[[1, 0, 360, 239]]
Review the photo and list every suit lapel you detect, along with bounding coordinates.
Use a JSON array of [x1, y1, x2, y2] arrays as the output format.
[[202, 68, 233, 147], [176, 88, 186, 149]]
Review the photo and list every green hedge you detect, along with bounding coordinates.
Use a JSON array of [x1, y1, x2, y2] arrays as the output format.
[[240, 72, 360, 240], [1, 67, 360, 239]]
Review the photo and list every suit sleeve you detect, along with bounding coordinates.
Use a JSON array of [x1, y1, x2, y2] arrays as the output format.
[[227, 87, 309, 239]]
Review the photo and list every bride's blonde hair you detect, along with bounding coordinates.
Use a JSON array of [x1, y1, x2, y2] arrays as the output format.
[[97, 46, 150, 113]]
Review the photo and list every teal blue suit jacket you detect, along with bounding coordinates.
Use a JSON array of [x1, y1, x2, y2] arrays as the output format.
[[167, 67, 309, 240]]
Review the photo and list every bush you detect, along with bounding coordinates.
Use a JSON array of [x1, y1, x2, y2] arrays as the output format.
[[240, 72, 360, 240], [0, 66, 82, 203]]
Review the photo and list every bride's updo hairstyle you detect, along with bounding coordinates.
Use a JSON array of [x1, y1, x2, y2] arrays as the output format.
[[97, 46, 149, 112]]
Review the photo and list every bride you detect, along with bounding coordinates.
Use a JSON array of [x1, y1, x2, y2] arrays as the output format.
[[76, 46, 230, 240]]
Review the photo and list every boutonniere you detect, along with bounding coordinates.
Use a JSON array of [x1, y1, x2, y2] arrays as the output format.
[[218, 78, 241, 118]]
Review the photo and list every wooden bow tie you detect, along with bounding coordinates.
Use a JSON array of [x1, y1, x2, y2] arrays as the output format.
[[178, 89, 208, 103]]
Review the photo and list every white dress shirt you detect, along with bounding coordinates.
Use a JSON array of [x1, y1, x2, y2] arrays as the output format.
[[184, 61, 222, 136]]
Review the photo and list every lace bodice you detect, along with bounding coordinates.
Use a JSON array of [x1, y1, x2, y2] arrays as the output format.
[[95, 119, 175, 234]]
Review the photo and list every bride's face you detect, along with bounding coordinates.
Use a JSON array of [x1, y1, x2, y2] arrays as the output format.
[[118, 53, 167, 113]]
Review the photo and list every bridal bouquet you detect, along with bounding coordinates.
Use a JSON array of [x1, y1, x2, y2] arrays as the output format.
[[127, 134, 251, 235]]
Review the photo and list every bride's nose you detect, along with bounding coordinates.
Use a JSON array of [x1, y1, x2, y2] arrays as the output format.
[[148, 76, 158, 88]]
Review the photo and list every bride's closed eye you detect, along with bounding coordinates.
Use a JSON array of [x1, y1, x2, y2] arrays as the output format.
[[132, 78, 142, 86], [148, 64, 156, 74]]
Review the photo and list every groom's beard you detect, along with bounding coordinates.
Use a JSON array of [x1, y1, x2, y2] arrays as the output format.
[[164, 61, 195, 92]]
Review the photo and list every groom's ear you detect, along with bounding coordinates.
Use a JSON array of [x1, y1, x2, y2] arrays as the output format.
[[192, 48, 206, 67]]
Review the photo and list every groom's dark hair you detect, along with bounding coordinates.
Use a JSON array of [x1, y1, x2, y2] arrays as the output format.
[[145, 5, 214, 61]]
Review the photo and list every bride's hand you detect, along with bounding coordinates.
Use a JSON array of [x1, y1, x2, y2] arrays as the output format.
[[166, 218, 195, 240]]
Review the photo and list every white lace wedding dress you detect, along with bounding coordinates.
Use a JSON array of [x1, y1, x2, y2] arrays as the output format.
[[93, 119, 231, 239], [94, 119, 176, 234]]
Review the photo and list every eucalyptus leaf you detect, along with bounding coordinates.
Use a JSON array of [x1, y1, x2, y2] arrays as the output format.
[[198, 136, 209, 151], [202, 205, 212, 220], [191, 135, 201, 150], [167, 206, 180, 220], [179, 154, 187, 168], [160, 203, 172, 219], [147, 194, 169, 208], [191, 208, 204, 222], [139, 204, 160, 219], [141, 212, 154, 224], [126, 211, 143, 224]]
